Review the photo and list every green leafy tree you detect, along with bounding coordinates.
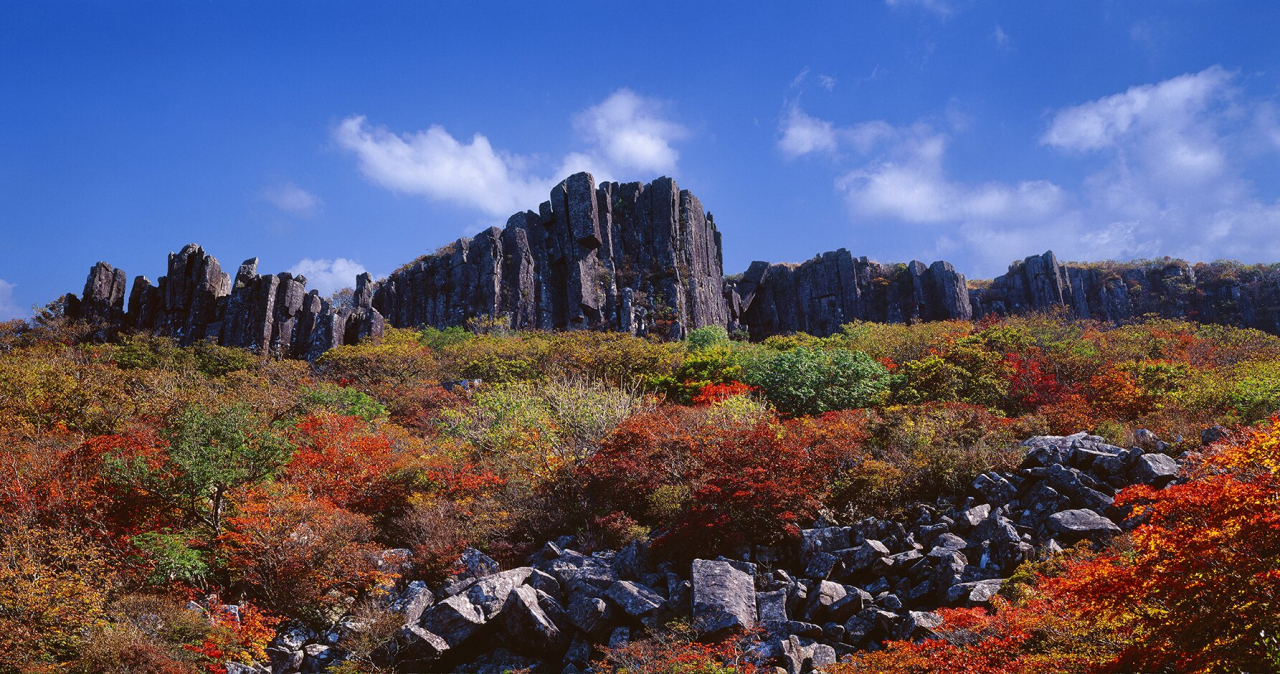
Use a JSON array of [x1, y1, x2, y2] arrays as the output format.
[[106, 404, 292, 539]]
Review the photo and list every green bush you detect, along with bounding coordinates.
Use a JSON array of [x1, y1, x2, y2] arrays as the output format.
[[745, 346, 891, 416], [299, 384, 388, 423]]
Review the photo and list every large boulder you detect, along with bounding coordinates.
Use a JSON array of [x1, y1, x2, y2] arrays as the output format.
[[1049, 509, 1121, 542], [691, 559, 757, 636], [499, 585, 569, 655], [418, 593, 486, 649], [604, 580, 664, 618], [1133, 453, 1179, 487]]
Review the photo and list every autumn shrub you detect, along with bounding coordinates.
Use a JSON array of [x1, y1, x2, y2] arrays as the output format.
[[0, 525, 110, 671], [582, 407, 848, 559], [438, 330, 681, 385], [104, 404, 293, 541], [827, 320, 972, 363], [73, 624, 196, 674], [441, 377, 652, 483], [827, 404, 1019, 519], [594, 619, 757, 674], [744, 346, 891, 416], [285, 412, 413, 516], [297, 384, 388, 423], [218, 486, 386, 624], [315, 327, 438, 397]]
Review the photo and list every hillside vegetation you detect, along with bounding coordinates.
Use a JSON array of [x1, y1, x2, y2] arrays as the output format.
[[0, 309, 1277, 673]]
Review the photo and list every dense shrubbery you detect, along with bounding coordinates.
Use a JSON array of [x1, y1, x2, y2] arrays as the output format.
[[2, 310, 1280, 671]]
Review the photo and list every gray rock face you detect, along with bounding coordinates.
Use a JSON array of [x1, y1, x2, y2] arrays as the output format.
[[418, 593, 486, 649], [80, 262, 128, 327], [71, 243, 381, 359], [726, 250, 973, 340], [372, 173, 728, 339], [67, 201, 1280, 358], [1134, 453, 1179, 486], [1049, 509, 1123, 541], [691, 559, 757, 636], [967, 249, 1280, 335], [604, 580, 664, 617], [499, 586, 568, 655]]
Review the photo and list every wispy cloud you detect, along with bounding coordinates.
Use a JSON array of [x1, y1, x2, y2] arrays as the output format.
[[992, 24, 1010, 48], [0, 279, 23, 321], [778, 66, 1280, 274], [571, 88, 689, 176], [260, 183, 321, 217], [288, 258, 370, 298], [884, 0, 957, 18], [335, 89, 689, 218], [818, 75, 837, 91]]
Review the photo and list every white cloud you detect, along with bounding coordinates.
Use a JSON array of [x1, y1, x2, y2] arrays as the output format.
[[779, 104, 839, 158], [836, 124, 1067, 226], [818, 75, 837, 91], [992, 24, 1009, 48], [885, 0, 956, 17], [0, 279, 22, 321], [785, 66, 1280, 275], [334, 116, 550, 217], [573, 89, 688, 176], [261, 183, 320, 217], [336, 89, 688, 218], [778, 101, 896, 159], [288, 258, 370, 298]]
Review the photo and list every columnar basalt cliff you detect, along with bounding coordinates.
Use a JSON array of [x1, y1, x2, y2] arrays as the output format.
[[725, 253, 972, 341], [64, 171, 1280, 357], [372, 173, 727, 338], [67, 244, 384, 359]]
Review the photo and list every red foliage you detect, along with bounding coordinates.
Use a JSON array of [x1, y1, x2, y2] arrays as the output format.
[[184, 600, 281, 674], [217, 487, 387, 622], [581, 407, 861, 559], [1004, 350, 1065, 413], [285, 413, 408, 515], [691, 381, 754, 406]]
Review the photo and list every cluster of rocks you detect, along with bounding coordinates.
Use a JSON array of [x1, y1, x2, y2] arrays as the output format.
[[725, 254, 972, 341], [244, 432, 1180, 674], [968, 250, 1280, 335], [67, 244, 382, 359], [65, 172, 1280, 358], [372, 173, 728, 339]]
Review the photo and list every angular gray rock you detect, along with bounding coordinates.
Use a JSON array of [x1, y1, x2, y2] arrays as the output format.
[[418, 593, 486, 649], [499, 585, 569, 655], [691, 559, 757, 636], [604, 580, 664, 617], [1133, 453, 1179, 486], [1049, 509, 1122, 541]]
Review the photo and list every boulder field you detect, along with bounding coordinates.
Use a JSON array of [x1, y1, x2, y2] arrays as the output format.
[[229, 430, 1184, 674]]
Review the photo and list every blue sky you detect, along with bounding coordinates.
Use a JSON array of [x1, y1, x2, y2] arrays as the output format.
[[3, 1, 1280, 319]]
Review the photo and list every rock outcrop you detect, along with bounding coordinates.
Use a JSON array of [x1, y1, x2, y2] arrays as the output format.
[[372, 173, 727, 339], [70, 243, 382, 358], [970, 250, 1280, 334], [725, 253, 972, 341], [246, 430, 1185, 674], [64, 173, 1280, 357]]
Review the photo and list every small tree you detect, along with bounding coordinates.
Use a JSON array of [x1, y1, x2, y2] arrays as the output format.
[[106, 404, 292, 539]]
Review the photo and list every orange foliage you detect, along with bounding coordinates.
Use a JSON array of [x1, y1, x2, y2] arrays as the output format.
[[285, 413, 408, 515], [217, 487, 388, 622], [839, 415, 1280, 674]]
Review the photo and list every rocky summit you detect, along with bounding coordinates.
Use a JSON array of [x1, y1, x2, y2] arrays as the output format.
[[66, 172, 1280, 357]]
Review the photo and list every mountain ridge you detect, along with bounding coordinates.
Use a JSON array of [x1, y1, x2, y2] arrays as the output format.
[[63, 171, 1280, 356]]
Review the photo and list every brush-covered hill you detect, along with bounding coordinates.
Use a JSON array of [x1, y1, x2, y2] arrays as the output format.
[[1, 310, 1277, 673]]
